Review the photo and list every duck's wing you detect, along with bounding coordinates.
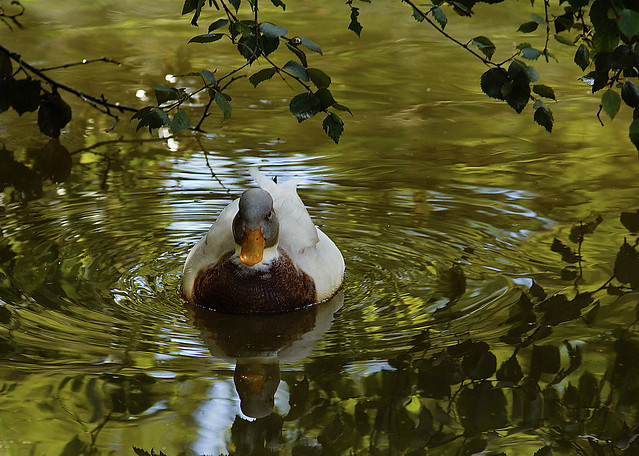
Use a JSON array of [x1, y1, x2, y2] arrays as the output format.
[[182, 197, 239, 299], [250, 168, 344, 301], [249, 168, 319, 255]]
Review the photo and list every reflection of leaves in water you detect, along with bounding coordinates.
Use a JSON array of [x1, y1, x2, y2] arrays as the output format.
[[0, 140, 72, 202], [551, 238, 580, 263], [13, 203, 639, 456], [620, 209, 639, 233], [614, 239, 639, 286]]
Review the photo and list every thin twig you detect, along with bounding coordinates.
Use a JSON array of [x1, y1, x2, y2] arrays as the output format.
[[70, 136, 175, 155], [0, 45, 137, 114], [400, 0, 496, 66], [543, 0, 551, 62], [38, 57, 122, 72]]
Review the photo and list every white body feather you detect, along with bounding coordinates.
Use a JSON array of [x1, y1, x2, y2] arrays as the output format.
[[183, 168, 345, 303]]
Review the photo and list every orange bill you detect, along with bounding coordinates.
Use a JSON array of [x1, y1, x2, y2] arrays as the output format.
[[240, 373, 267, 395], [240, 227, 265, 266]]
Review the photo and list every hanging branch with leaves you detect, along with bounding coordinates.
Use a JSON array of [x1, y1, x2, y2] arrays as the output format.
[[132, 0, 351, 143], [0, 44, 137, 137]]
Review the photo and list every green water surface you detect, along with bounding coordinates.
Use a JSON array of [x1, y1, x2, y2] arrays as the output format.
[[1, 1, 639, 455]]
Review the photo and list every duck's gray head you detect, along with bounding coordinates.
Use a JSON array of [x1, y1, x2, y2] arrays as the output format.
[[232, 188, 279, 266]]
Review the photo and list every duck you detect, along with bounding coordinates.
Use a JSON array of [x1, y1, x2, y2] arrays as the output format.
[[182, 168, 345, 313]]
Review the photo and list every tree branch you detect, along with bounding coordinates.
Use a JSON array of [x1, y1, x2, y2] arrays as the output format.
[[400, 0, 496, 66], [38, 57, 122, 72], [0, 45, 137, 115]]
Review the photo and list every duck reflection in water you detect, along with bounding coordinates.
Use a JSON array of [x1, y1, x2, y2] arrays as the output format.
[[187, 292, 344, 418]]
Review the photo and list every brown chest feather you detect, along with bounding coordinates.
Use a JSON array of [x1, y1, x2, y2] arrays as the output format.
[[192, 249, 317, 313]]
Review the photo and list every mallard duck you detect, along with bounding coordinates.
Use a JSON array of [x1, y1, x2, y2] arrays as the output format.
[[182, 168, 344, 313]]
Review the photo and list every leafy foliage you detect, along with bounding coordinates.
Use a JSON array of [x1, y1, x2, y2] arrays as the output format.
[[61, 212, 639, 456], [7, 0, 639, 149], [127, 0, 350, 143]]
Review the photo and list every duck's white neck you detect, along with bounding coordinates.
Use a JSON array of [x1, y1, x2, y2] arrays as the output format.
[[233, 243, 280, 269]]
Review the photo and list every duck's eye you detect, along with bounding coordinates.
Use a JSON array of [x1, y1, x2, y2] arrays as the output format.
[[267, 210, 274, 220]]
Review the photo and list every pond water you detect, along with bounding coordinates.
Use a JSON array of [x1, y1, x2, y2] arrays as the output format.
[[2, 0, 639, 455]]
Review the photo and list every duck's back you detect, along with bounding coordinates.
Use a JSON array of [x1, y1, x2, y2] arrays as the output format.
[[250, 169, 344, 302]]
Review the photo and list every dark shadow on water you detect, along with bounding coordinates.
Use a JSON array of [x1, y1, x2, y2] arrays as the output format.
[[186, 292, 344, 418]]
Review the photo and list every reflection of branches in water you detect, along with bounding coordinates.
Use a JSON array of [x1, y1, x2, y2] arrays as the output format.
[[194, 135, 230, 194], [70, 136, 175, 156], [0, 0, 24, 30]]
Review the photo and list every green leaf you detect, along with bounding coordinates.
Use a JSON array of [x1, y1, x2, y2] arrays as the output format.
[[533, 101, 553, 132], [503, 80, 529, 113], [9, 78, 41, 115], [518, 21, 539, 33], [622, 80, 639, 107], [472, 36, 496, 60], [249, 68, 277, 87], [322, 112, 344, 144], [299, 36, 322, 55], [307, 68, 331, 88], [201, 69, 217, 85], [523, 64, 539, 83], [554, 33, 576, 46], [260, 33, 280, 56], [231, 20, 253, 39], [238, 34, 261, 62], [533, 84, 556, 100], [290, 92, 321, 122], [630, 118, 639, 152], [504, 61, 532, 113], [602, 89, 621, 119], [169, 108, 191, 133], [315, 87, 335, 110], [618, 9, 639, 39], [480, 68, 508, 100], [522, 48, 541, 60], [286, 42, 308, 67], [349, 7, 363, 36], [269, 0, 286, 10], [0, 52, 12, 78], [283, 60, 309, 81], [153, 86, 181, 105], [182, 0, 204, 17], [593, 19, 620, 52], [214, 90, 232, 120], [131, 107, 170, 133], [208, 18, 229, 32], [431, 7, 447, 29], [450, 1, 471, 15], [228, 0, 241, 11], [332, 103, 352, 115], [260, 22, 288, 38], [37, 92, 72, 138], [188, 33, 224, 44], [574, 44, 590, 70], [412, 6, 425, 22], [530, 14, 547, 25], [182, 0, 206, 25]]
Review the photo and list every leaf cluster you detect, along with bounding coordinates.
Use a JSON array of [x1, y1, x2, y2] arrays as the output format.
[[132, 0, 351, 143], [0, 52, 71, 138]]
